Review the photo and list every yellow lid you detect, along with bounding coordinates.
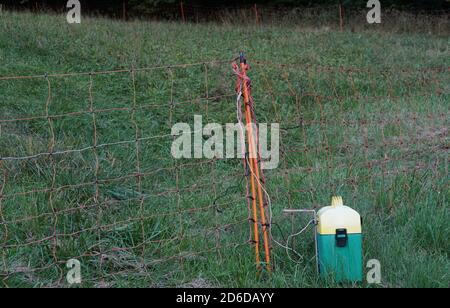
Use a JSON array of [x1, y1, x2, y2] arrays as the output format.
[[317, 196, 361, 235]]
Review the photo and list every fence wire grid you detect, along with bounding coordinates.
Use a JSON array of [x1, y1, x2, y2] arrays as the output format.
[[0, 58, 448, 286]]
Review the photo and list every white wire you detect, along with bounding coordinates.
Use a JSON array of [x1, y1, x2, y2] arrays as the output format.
[[236, 90, 247, 159]]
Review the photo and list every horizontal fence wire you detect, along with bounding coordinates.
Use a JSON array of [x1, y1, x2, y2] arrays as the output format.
[[0, 58, 448, 286]]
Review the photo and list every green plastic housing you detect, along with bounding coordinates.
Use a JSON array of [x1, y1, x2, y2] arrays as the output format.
[[317, 233, 363, 283]]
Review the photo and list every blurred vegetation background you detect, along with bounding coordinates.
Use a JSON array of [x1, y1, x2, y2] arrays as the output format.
[[1, 0, 449, 18]]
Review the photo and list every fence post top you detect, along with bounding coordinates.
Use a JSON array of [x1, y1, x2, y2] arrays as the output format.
[[239, 52, 246, 64]]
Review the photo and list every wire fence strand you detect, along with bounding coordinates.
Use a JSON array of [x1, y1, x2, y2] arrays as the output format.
[[0, 58, 448, 286]]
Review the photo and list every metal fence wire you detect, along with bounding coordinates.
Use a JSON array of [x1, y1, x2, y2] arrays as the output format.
[[0, 58, 448, 286]]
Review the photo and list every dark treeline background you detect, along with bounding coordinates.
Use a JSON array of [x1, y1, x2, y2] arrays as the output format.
[[1, 0, 449, 18]]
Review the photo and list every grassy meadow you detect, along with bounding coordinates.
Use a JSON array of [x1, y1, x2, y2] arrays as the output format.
[[0, 9, 449, 288]]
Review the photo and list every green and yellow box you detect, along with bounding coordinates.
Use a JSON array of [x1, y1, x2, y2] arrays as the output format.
[[316, 197, 363, 283]]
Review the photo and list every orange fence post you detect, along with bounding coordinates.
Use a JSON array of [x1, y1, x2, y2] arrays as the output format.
[[122, 1, 127, 21], [339, 2, 344, 31], [236, 52, 271, 273], [180, 1, 186, 22], [254, 4, 260, 24]]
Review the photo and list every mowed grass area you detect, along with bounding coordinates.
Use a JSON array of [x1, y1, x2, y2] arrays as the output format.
[[0, 11, 449, 288]]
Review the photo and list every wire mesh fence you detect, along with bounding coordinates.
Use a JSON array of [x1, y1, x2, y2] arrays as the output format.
[[0, 57, 448, 286]]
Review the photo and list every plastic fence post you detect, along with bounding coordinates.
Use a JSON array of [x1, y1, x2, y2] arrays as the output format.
[[122, 1, 127, 21], [180, 2, 186, 22], [339, 2, 344, 31], [239, 53, 272, 273], [254, 4, 259, 24]]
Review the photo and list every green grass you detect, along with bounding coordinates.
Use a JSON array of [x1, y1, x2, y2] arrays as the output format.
[[0, 11, 449, 288]]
